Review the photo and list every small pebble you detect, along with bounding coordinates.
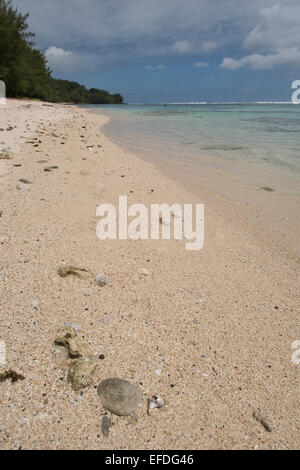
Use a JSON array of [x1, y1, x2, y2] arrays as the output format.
[[16, 183, 29, 191], [96, 274, 110, 287], [19, 178, 32, 184], [139, 268, 149, 277], [44, 166, 59, 172]]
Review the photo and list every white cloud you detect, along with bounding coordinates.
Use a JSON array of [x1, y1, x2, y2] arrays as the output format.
[[173, 40, 191, 53], [244, 3, 300, 51], [222, 48, 300, 70], [202, 41, 217, 52], [45, 46, 78, 70], [45, 45, 94, 74], [46, 46, 73, 59], [221, 2, 300, 70], [146, 65, 166, 70], [194, 62, 209, 67]]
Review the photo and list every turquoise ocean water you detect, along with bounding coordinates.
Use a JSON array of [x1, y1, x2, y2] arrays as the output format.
[[87, 103, 300, 176], [86, 103, 300, 254]]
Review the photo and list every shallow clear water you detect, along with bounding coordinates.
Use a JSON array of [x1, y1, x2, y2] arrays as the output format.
[[84, 103, 300, 254], [86, 103, 300, 177]]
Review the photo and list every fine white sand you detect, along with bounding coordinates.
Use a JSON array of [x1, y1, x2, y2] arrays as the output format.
[[0, 99, 299, 450]]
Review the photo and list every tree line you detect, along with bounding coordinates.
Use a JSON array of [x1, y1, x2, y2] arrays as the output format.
[[0, 0, 123, 104]]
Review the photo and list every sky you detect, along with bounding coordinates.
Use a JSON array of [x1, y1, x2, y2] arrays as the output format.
[[14, 0, 300, 103]]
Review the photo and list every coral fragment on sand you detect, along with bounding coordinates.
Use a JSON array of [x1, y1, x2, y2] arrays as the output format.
[[0, 369, 25, 383], [54, 326, 90, 359], [67, 356, 98, 391], [57, 264, 92, 278]]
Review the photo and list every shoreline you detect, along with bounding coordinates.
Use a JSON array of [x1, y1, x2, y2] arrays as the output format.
[[95, 106, 300, 259], [0, 100, 299, 449]]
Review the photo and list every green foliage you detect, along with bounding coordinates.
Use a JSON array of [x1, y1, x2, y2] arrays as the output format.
[[0, 0, 123, 104], [48, 79, 124, 104]]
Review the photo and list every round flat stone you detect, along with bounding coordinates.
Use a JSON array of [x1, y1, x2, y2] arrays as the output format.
[[97, 378, 142, 416]]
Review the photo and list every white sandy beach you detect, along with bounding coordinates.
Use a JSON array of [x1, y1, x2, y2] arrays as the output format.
[[0, 99, 299, 450]]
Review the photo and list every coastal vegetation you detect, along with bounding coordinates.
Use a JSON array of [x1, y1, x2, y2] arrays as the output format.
[[0, 0, 123, 104]]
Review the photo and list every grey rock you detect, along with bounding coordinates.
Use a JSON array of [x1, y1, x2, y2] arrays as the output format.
[[44, 166, 59, 172], [19, 178, 32, 184], [96, 274, 109, 287], [102, 415, 113, 437], [97, 378, 142, 416]]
